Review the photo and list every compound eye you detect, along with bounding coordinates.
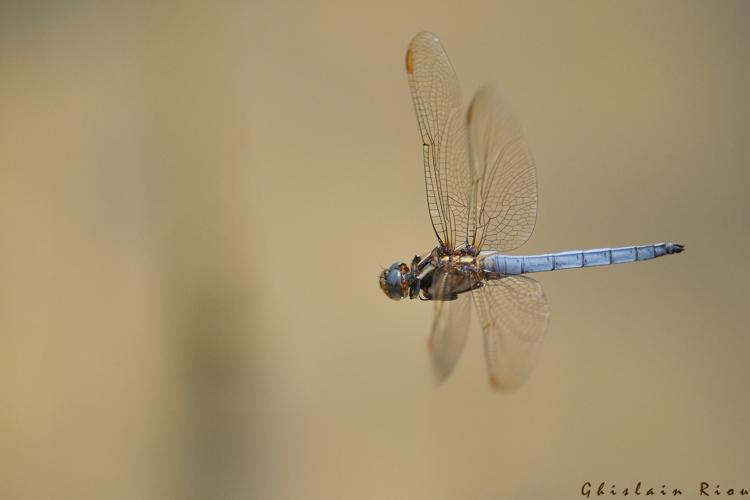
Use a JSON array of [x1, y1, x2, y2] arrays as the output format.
[[388, 261, 404, 271], [379, 261, 409, 300], [386, 268, 402, 293]]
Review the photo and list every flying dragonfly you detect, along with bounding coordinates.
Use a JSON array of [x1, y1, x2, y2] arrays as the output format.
[[379, 32, 684, 391]]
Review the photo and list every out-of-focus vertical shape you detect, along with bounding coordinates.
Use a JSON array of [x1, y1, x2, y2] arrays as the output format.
[[141, 3, 257, 500], [0, 3, 167, 500], [0, 2, 259, 500]]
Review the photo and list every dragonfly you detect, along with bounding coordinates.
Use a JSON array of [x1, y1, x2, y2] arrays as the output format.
[[379, 32, 685, 391]]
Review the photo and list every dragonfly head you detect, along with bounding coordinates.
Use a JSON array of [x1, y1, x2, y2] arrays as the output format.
[[379, 261, 410, 300]]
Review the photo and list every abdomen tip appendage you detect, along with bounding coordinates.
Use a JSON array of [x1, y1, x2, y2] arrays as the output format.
[[666, 242, 685, 254]]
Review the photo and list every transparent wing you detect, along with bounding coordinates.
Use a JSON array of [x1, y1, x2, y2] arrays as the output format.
[[467, 85, 538, 252], [428, 267, 473, 384], [406, 32, 472, 249], [471, 275, 549, 390]]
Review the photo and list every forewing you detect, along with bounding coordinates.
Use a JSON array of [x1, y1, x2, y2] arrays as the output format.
[[467, 85, 538, 252], [428, 268, 472, 384], [472, 275, 549, 390], [406, 32, 472, 249]]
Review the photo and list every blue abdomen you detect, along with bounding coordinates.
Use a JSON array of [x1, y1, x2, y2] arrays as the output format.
[[482, 242, 684, 276]]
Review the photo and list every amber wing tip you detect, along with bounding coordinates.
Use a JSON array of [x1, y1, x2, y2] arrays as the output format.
[[487, 373, 528, 392], [426, 335, 435, 353]]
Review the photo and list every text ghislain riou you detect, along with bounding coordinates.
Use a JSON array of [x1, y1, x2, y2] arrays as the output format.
[[582, 482, 749, 497]]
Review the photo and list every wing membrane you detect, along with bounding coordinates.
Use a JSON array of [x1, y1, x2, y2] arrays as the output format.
[[467, 85, 538, 252], [406, 32, 472, 249], [472, 275, 549, 390], [428, 267, 473, 383]]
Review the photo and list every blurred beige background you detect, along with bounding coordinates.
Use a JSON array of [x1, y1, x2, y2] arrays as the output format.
[[1, 1, 748, 499]]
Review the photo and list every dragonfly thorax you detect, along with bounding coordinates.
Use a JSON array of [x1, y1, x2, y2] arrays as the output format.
[[379, 246, 483, 301]]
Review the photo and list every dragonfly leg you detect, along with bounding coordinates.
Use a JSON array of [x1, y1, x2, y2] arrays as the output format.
[[411, 254, 421, 270], [406, 254, 422, 299], [409, 279, 421, 299]]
